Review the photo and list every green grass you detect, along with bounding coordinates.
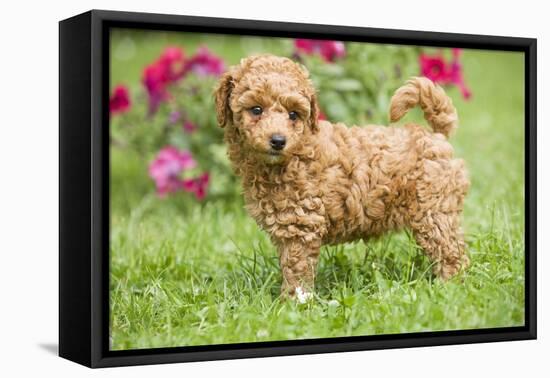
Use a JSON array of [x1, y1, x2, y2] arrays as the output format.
[[110, 198, 524, 349], [109, 31, 525, 350]]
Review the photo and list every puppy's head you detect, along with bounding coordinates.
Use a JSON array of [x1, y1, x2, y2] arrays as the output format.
[[214, 54, 319, 165]]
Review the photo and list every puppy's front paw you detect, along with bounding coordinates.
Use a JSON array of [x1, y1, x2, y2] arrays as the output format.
[[294, 286, 313, 304]]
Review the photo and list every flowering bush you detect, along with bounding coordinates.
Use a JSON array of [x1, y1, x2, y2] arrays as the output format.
[[110, 39, 470, 202], [142, 46, 225, 115], [296, 42, 420, 125], [185, 46, 226, 76], [148, 145, 209, 199], [110, 45, 229, 200], [294, 39, 346, 62], [148, 146, 196, 197], [142, 47, 186, 114]]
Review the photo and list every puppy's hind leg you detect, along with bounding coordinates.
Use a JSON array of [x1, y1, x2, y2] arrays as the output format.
[[411, 211, 469, 280], [410, 154, 470, 280]]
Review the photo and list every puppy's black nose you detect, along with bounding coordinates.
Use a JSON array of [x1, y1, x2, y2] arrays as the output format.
[[269, 134, 286, 150]]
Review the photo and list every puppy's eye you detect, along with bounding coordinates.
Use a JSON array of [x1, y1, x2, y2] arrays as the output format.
[[250, 106, 263, 116], [289, 111, 299, 121]]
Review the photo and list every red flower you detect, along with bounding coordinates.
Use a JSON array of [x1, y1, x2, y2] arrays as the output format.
[[185, 46, 225, 76], [143, 64, 169, 114], [295, 39, 346, 62], [182, 172, 210, 200], [142, 46, 226, 115], [142, 47, 186, 115], [419, 48, 471, 100], [148, 146, 196, 197], [109, 85, 131, 115], [318, 111, 327, 121]]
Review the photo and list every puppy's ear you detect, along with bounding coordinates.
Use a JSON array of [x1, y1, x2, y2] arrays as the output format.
[[298, 63, 320, 134], [214, 70, 234, 128], [308, 92, 320, 134]]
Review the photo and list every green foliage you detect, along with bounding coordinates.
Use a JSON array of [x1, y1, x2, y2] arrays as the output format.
[[304, 43, 419, 125]]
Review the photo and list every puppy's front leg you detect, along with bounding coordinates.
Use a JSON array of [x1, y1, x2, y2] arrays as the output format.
[[276, 238, 321, 302]]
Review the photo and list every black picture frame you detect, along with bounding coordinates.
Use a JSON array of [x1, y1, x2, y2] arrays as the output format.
[[59, 9, 537, 368]]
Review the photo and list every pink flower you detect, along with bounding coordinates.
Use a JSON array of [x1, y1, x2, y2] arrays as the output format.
[[148, 146, 196, 197], [294, 39, 346, 62], [109, 85, 131, 115], [182, 172, 210, 200], [183, 120, 197, 133], [419, 48, 471, 100], [419, 54, 448, 82], [142, 47, 186, 114], [318, 111, 327, 121], [157, 47, 187, 81], [185, 46, 225, 76]]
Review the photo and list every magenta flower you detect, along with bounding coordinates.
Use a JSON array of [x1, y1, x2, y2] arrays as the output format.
[[142, 47, 186, 115], [157, 47, 187, 81], [142, 46, 225, 114], [295, 39, 315, 54], [419, 54, 448, 82], [294, 39, 346, 62], [183, 120, 197, 133], [143, 63, 168, 114], [185, 46, 225, 76], [419, 49, 471, 99], [182, 172, 210, 200], [448, 49, 472, 99], [109, 85, 131, 115], [148, 146, 196, 197]]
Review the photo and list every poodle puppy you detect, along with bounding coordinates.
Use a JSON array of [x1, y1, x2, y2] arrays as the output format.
[[214, 54, 469, 299]]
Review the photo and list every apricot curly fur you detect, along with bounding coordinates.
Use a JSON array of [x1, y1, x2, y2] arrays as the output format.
[[214, 55, 470, 298]]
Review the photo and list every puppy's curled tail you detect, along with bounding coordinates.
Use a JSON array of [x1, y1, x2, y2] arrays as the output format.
[[389, 77, 458, 138]]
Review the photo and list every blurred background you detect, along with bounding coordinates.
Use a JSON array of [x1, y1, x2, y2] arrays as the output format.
[[109, 28, 525, 350]]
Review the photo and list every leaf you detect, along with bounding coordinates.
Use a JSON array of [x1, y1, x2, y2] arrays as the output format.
[[320, 91, 351, 121], [326, 101, 350, 122], [314, 63, 346, 77], [342, 295, 356, 308], [327, 78, 363, 92]]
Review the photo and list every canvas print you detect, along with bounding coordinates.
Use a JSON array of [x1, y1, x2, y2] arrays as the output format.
[[109, 28, 525, 351]]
